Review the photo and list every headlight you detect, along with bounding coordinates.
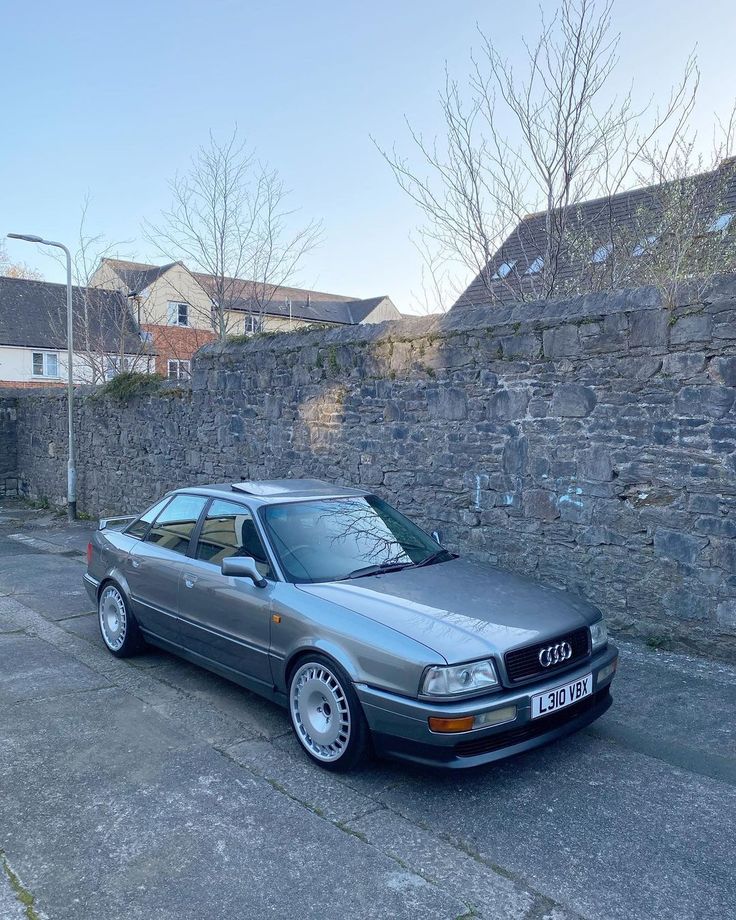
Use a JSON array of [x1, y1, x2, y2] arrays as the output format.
[[420, 659, 499, 698], [590, 619, 608, 652]]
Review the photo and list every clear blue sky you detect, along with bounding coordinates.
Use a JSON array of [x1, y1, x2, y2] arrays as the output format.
[[3, 0, 736, 311]]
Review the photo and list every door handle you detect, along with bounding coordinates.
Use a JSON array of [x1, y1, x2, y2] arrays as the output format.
[[184, 574, 198, 588], [131, 558, 141, 569]]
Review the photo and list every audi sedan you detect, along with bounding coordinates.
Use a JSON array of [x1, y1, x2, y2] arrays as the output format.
[[84, 479, 617, 771]]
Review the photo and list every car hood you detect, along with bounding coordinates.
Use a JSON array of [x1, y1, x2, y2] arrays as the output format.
[[297, 557, 599, 664]]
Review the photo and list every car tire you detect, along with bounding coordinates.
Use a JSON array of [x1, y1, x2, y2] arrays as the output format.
[[98, 582, 143, 658], [288, 654, 371, 772]]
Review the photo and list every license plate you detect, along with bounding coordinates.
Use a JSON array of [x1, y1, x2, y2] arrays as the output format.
[[531, 673, 592, 719]]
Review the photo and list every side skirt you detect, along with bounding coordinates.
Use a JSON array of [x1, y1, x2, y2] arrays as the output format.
[[140, 629, 288, 708]]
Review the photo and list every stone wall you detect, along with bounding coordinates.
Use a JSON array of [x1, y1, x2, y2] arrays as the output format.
[[8, 277, 736, 659], [0, 395, 19, 495]]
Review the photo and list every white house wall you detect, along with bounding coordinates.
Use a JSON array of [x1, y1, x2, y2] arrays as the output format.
[[0, 345, 152, 385]]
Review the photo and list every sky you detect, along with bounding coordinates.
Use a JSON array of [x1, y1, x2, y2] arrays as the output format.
[[2, 0, 736, 313]]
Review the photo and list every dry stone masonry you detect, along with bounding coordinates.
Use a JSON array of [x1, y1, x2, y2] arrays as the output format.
[[2, 276, 735, 659]]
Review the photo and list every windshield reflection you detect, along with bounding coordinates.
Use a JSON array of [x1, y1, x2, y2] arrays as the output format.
[[262, 496, 449, 584]]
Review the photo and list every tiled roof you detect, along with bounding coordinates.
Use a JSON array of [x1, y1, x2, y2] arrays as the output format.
[[103, 259, 179, 294], [0, 276, 143, 353], [226, 294, 391, 325], [104, 258, 398, 325], [453, 160, 736, 309]]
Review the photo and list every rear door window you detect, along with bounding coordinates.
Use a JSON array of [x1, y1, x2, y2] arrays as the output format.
[[125, 498, 171, 540], [143, 494, 207, 556]]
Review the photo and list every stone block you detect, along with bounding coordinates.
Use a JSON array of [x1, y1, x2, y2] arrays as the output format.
[[500, 333, 540, 358], [629, 310, 669, 347], [669, 313, 713, 344], [427, 387, 467, 421], [712, 539, 736, 573], [551, 384, 597, 417], [653, 528, 708, 565], [709, 356, 736, 386], [502, 437, 528, 476], [524, 489, 560, 522], [717, 599, 736, 627], [579, 446, 613, 481], [662, 353, 706, 378], [488, 388, 529, 420], [542, 324, 580, 358], [675, 386, 735, 419]]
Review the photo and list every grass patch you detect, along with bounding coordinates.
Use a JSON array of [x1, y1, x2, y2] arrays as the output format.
[[93, 372, 165, 401]]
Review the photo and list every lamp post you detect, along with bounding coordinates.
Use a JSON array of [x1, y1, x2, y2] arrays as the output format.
[[7, 233, 77, 521]]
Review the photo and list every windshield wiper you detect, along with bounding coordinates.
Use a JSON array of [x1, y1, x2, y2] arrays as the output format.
[[414, 549, 453, 568], [338, 561, 414, 581]]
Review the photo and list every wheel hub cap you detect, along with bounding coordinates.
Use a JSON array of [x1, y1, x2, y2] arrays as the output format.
[[290, 664, 351, 761], [99, 587, 127, 651]]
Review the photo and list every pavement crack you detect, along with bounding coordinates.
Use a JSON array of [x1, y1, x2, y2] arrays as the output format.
[[1, 850, 44, 920], [375, 804, 585, 920]]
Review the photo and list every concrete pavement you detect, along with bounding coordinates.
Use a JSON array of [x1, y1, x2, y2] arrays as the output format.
[[0, 499, 734, 920]]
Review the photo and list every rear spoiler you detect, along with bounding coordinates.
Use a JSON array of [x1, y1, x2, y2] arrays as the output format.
[[98, 515, 137, 531]]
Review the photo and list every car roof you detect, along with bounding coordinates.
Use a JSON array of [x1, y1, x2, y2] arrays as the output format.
[[170, 479, 370, 505]]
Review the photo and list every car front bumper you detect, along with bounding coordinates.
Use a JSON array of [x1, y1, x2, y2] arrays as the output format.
[[356, 644, 618, 769]]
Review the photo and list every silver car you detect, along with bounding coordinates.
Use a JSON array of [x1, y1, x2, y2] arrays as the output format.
[[84, 479, 618, 771]]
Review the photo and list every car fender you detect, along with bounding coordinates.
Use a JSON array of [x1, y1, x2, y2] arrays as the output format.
[[97, 565, 133, 601], [276, 636, 362, 693]]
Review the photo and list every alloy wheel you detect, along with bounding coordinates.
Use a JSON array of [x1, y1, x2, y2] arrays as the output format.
[[290, 662, 352, 762], [99, 585, 127, 652]]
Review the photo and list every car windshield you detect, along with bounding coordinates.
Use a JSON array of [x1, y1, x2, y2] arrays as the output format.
[[261, 495, 451, 584]]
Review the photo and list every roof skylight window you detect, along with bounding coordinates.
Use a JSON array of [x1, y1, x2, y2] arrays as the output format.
[[706, 213, 734, 234], [491, 259, 517, 280], [524, 256, 544, 275], [632, 235, 659, 257]]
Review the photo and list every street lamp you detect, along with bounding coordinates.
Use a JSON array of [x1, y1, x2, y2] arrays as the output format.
[[7, 233, 77, 521]]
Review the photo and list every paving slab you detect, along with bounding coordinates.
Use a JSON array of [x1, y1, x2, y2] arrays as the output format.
[[151, 657, 291, 739], [0, 688, 468, 920], [225, 737, 378, 823], [595, 640, 736, 776], [0, 540, 43, 556], [375, 730, 736, 920], [57, 612, 101, 644], [0, 634, 109, 703], [0, 554, 91, 620], [347, 808, 546, 920]]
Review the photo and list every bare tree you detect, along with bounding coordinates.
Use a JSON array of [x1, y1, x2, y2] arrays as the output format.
[[0, 244, 44, 281], [618, 112, 736, 306], [145, 129, 322, 342], [46, 199, 150, 383], [378, 0, 706, 307]]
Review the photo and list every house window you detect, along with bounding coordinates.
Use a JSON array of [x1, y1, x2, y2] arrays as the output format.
[[244, 314, 262, 335], [167, 302, 190, 326], [632, 235, 659, 257], [591, 245, 611, 264], [104, 357, 132, 380], [491, 259, 517, 280], [524, 256, 544, 275], [706, 213, 734, 234], [140, 330, 153, 345], [32, 352, 59, 378], [167, 360, 191, 380]]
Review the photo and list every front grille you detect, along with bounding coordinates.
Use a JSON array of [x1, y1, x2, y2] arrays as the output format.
[[455, 687, 610, 758], [504, 626, 590, 683]]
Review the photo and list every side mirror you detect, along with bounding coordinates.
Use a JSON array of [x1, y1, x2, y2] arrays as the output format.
[[221, 556, 267, 588], [431, 530, 443, 545]]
